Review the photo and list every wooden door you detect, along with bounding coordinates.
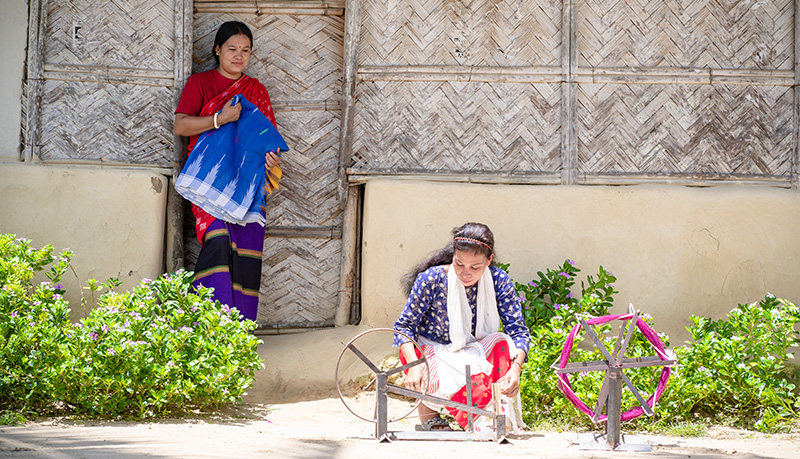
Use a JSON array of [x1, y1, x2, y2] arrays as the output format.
[[190, 2, 346, 330]]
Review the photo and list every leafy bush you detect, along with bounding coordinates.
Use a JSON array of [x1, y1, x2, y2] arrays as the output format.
[[0, 234, 263, 419], [509, 259, 800, 433], [660, 295, 800, 431]]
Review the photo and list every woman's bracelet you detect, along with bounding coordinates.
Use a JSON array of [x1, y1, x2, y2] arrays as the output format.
[[512, 359, 523, 370], [213, 112, 220, 129]]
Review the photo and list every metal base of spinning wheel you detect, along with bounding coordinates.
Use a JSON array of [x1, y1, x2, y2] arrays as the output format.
[[578, 433, 651, 452], [373, 362, 510, 444], [335, 328, 510, 444]]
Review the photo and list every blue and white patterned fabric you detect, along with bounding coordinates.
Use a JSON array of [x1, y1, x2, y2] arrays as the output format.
[[393, 265, 531, 357], [175, 94, 289, 226]]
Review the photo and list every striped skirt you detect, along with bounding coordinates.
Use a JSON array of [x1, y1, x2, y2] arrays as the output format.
[[192, 219, 264, 321]]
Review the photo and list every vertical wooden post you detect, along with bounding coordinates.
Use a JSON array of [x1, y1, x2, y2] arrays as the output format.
[[606, 368, 622, 449], [335, 184, 359, 326], [338, 0, 362, 204], [793, 0, 800, 189], [23, 0, 46, 163], [335, 0, 363, 325], [375, 371, 389, 440], [165, 0, 193, 272], [465, 365, 473, 432], [560, 0, 577, 185]]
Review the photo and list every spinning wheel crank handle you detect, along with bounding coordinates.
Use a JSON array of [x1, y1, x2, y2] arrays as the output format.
[[385, 357, 426, 377]]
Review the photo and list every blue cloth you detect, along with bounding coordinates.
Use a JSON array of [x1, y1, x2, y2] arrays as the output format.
[[175, 94, 289, 226], [393, 265, 531, 356]]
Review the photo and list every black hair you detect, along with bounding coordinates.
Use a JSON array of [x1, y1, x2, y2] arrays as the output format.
[[212, 21, 254, 66], [401, 222, 495, 295]]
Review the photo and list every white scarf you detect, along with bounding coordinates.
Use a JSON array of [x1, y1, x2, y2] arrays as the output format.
[[446, 264, 500, 351]]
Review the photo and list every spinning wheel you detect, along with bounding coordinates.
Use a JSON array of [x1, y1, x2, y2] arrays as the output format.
[[334, 328, 429, 423], [335, 328, 510, 443], [552, 306, 676, 451]]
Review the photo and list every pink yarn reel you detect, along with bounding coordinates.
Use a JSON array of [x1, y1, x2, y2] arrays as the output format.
[[556, 312, 672, 423]]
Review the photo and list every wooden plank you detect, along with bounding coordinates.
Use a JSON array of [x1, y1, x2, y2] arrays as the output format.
[[194, 1, 345, 15], [44, 64, 174, 87], [574, 67, 794, 86], [577, 173, 791, 188], [358, 65, 561, 83], [347, 169, 562, 185], [264, 225, 343, 239]]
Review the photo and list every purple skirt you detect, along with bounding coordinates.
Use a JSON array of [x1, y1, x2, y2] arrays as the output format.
[[192, 219, 264, 321]]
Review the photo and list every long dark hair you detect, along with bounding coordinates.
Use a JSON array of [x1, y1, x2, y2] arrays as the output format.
[[212, 21, 254, 66], [401, 222, 495, 295]]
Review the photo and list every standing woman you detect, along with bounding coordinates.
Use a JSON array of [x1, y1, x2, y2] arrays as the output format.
[[174, 21, 280, 321], [393, 222, 531, 432]]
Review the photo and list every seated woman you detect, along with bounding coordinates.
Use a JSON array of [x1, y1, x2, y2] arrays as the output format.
[[393, 222, 531, 432]]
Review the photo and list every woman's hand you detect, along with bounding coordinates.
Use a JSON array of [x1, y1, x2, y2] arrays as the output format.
[[498, 351, 526, 397], [173, 99, 242, 137], [265, 150, 281, 170], [399, 341, 426, 392], [218, 99, 242, 125], [404, 364, 426, 393]]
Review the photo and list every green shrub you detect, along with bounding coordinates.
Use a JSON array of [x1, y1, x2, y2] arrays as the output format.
[[0, 234, 263, 419], [660, 295, 800, 432]]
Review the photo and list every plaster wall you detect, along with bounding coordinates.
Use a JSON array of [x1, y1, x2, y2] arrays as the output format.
[[0, 0, 27, 159], [360, 179, 800, 346], [0, 162, 168, 321]]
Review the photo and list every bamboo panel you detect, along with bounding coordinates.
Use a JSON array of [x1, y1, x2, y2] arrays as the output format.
[[267, 110, 343, 227], [358, 0, 562, 67], [577, 83, 794, 177], [192, 13, 344, 101], [258, 237, 342, 327], [44, 0, 176, 71], [38, 80, 173, 166], [578, 0, 794, 70], [351, 80, 562, 172]]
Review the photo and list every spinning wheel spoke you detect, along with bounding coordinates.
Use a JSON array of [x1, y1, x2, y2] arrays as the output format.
[[592, 372, 611, 423], [335, 328, 430, 424], [385, 358, 425, 377], [619, 372, 654, 416], [615, 311, 640, 364], [346, 343, 381, 374], [579, 318, 617, 364]]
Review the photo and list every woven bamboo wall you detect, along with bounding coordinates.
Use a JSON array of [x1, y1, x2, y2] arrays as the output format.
[[346, 0, 798, 186], [191, 4, 345, 329], [28, 0, 182, 166]]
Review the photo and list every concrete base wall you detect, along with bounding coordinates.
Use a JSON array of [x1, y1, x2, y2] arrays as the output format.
[[0, 162, 168, 321]]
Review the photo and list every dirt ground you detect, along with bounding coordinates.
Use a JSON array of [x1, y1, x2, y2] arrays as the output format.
[[1, 393, 798, 459]]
